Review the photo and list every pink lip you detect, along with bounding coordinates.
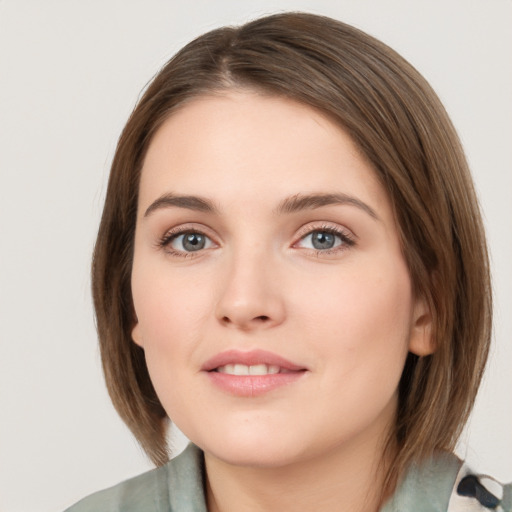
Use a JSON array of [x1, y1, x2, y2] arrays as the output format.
[[201, 349, 308, 397], [201, 349, 306, 372]]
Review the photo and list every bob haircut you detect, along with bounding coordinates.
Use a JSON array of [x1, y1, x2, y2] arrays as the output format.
[[92, 11, 491, 488]]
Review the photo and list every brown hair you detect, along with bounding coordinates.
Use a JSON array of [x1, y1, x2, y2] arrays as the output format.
[[92, 11, 491, 492]]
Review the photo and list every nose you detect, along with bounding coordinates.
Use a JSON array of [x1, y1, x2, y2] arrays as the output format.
[[215, 251, 286, 331]]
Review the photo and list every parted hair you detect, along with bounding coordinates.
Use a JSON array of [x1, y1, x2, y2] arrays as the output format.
[[92, 11, 491, 492]]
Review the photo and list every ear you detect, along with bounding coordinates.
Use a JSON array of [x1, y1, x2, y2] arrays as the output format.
[[131, 321, 144, 348], [408, 296, 435, 356]]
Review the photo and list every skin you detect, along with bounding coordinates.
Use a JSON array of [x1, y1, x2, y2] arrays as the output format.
[[131, 90, 433, 512]]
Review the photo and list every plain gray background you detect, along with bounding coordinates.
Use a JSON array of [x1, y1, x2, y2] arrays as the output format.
[[0, 1, 511, 511]]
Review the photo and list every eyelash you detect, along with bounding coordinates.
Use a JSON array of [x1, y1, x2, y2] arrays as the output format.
[[157, 225, 215, 258], [293, 224, 356, 256], [157, 224, 356, 258]]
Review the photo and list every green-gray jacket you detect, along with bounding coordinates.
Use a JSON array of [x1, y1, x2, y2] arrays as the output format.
[[65, 444, 511, 512]]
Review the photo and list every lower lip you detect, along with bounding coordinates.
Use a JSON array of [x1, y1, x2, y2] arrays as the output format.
[[205, 371, 306, 397]]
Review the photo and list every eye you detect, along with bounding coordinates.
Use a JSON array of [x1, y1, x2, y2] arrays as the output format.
[[301, 230, 340, 250], [161, 230, 215, 254], [295, 227, 355, 253]]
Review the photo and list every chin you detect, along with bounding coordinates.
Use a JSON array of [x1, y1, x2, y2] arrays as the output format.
[[192, 428, 308, 469], [210, 445, 303, 469]]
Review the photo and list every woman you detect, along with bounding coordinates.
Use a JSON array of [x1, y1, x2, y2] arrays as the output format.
[[66, 12, 510, 512]]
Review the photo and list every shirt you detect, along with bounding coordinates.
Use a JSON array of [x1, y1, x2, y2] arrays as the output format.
[[65, 444, 512, 512]]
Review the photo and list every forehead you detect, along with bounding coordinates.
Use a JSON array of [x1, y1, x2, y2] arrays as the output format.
[[139, 91, 389, 216]]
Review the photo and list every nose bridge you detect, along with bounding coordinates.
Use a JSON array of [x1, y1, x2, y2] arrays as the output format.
[[215, 239, 285, 329]]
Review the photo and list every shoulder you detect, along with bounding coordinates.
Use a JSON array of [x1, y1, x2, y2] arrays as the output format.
[[63, 465, 169, 512], [381, 452, 512, 512], [64, 444, 207, 512]]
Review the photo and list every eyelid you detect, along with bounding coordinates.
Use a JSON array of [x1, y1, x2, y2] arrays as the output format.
[[292, 222, 356, 253], [157, 223, 220, 256], [294, 221, 356, 242]]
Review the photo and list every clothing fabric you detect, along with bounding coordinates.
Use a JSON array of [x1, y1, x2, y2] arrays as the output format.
[[65, 444, 511, 512]]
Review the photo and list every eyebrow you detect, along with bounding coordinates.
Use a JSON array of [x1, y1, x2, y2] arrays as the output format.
[[144, 193, 218, 217], [275, 193, 379, 220], [143, 191, 379, 220]]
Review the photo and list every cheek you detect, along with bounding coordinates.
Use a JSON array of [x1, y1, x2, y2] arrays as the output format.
[[132, 259, 208, 343], [297, 259, 413, 433], [130, 264, 214, 415], [301, 258, 413, 371], [131, 264, 208, 418]]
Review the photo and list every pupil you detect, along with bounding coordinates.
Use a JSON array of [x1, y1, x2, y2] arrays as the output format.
[[183, 233, 205, 251], [312, 231, 335, 250]]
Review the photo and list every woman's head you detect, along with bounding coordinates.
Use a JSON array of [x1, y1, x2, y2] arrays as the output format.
[[129, 90, 434, 478], [92, 11, 491, 485]]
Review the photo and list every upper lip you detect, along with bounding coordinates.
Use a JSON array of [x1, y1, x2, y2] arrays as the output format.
[[201, 349, 307, 372]]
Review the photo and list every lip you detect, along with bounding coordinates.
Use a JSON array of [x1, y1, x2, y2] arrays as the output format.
[[201, 349, 306, 372], [201, 349, 308, 397]]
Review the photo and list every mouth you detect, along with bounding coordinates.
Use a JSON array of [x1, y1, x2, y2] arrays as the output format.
[[215, 364, 297, 376], [202, 349, 307, 373], [202, 350, 308, 397]]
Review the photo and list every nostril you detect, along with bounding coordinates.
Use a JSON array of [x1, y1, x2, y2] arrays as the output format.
[[221, 315, 270, 325]]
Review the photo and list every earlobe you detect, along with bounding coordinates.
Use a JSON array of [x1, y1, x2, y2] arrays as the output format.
[[131, 322, 144, 348], [408, 298, 436, 356]]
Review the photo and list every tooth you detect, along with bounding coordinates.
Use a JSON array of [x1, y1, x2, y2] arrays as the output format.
[[233, 364, 250, 375], [216, 364, 285, 376], [218, 364, 234, 375], [249, 364, 268, 375]]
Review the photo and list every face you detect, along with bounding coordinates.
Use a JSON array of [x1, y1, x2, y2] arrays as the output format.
[[131, 90, 432, 468]]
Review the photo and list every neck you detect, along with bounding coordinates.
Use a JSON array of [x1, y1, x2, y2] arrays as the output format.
[[204, 427, 394, 512]]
